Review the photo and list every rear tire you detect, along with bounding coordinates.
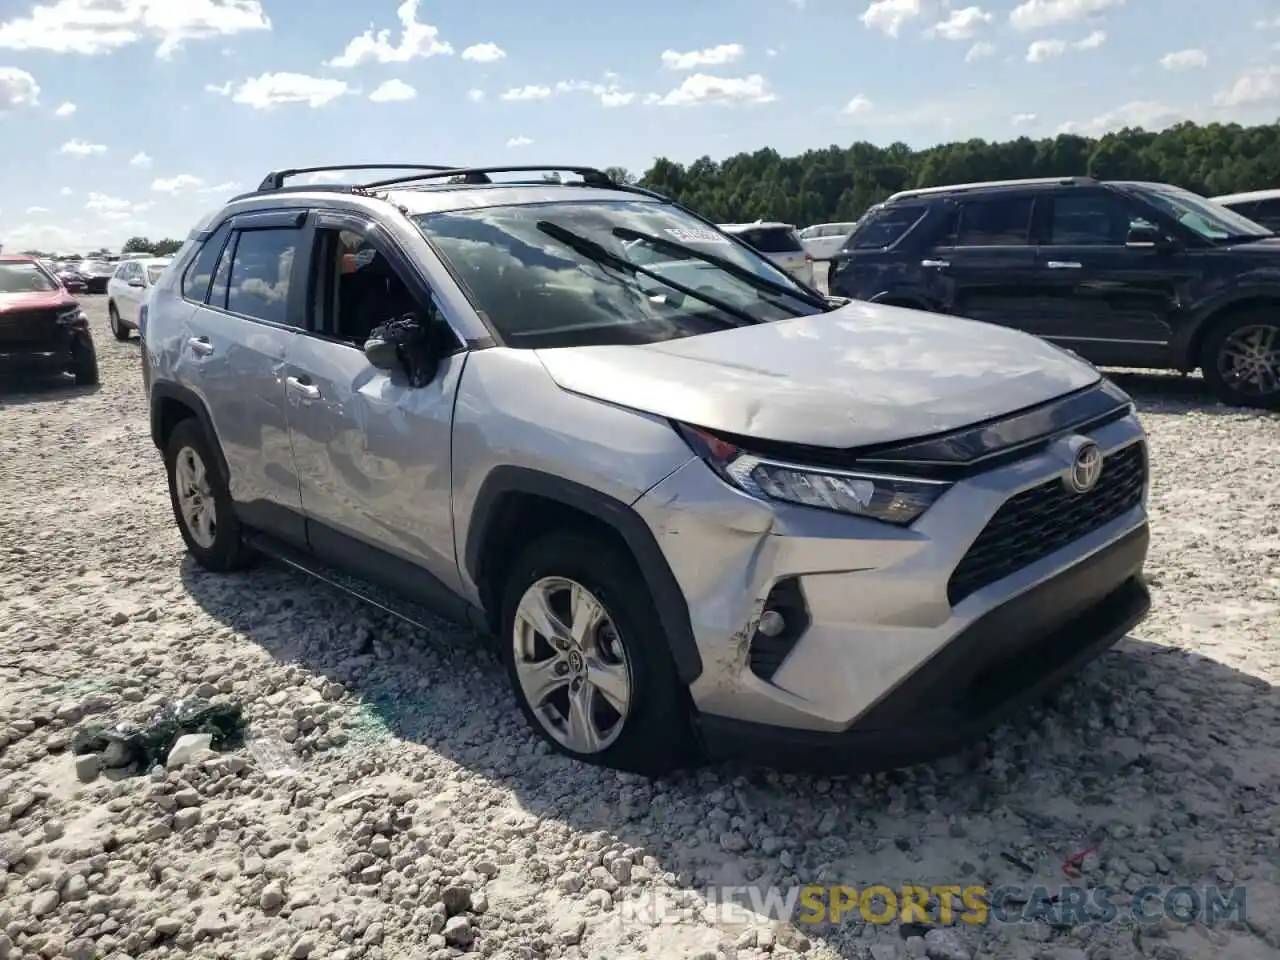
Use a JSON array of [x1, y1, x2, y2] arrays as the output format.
[[1200, 309, 1280, 409], [164, 419, 252, 572], [108, 303, 130, 341], [499, 531, 694, 776]]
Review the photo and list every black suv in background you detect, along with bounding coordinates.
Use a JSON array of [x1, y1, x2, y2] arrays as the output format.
[[828, 176, 1280, 408]]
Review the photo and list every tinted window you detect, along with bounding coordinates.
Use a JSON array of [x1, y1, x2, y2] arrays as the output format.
[[1248, 198, 1280, 230], [224, 229, 298, 325], [736, 227, 804, 253], [846, 205, 925, 249], [953, 197, 1033, 246], [1048, 193, 1140, 245], [413, 200, 822, 349], [182, 224, 230, 302]]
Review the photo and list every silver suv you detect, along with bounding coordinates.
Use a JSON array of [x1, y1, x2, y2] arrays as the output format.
[[141, 163, 1152, 775]]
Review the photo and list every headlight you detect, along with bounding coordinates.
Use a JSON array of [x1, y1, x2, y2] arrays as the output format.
[[674, 423, 951, 526], [56, 307, 88, 328]]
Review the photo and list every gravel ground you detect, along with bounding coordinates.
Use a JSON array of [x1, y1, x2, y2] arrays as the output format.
[[0, 295, 1278, 960]]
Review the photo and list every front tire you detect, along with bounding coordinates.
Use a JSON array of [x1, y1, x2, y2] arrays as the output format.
[[164, 419, 252, 572], [1201, 309, 1280, 409], [70, 338, 99, 385], [500, 532, 694, 776], [108, 303, 130, 341]]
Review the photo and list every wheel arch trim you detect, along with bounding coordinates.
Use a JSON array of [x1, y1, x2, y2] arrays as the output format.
[[149, 382, 229, 484], [464, 465, 703, 685]]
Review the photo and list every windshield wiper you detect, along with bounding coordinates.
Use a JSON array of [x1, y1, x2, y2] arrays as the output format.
[[611, 226, 831, 312], [534, 221, 762, 328]]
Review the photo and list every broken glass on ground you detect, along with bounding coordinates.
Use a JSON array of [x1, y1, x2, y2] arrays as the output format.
[[71, 697, 247, 773]]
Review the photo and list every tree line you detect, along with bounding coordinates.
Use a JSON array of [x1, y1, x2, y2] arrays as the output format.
[[632, 120, 1280, 227]]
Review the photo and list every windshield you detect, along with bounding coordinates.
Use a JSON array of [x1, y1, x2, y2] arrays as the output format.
[[412, 200, 823, 348], [730, 226, 804, 254], [1135, 185, 1272, 240], [0, 262, 59, 294], [147, 264, 167, 284]]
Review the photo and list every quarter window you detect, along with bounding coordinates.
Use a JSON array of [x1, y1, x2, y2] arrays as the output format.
[[951, 197, 1034, 246], [181, 224, 231, 303], [224, 228, 299, 325]]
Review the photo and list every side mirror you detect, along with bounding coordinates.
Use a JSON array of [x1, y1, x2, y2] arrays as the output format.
[[127, 277, 145, 288], [364, 312, 446, 387], [1125, 223, 1165, 249], [363, 335, 401, 371]]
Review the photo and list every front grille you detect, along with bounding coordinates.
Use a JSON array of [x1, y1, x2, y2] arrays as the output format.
[[0, 308, 61, 347], [947, 441, 1146, 606]]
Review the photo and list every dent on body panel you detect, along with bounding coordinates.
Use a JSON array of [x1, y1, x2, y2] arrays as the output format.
[[221, 325, 296, 505]]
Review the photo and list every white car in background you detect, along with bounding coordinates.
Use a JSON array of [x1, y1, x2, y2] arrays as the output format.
[[106, 257, 170, 340], [718, 221, 815, 287], [1210, 188, 1280, 232], [797, 221, 859, 261]]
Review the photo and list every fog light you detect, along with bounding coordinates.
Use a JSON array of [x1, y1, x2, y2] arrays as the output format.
[[757, 609, 785, 637]]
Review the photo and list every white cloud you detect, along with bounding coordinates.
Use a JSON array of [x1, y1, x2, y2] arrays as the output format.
[[1057, 100, 1185, 134], [965, 40, 995, 61], [660, 43, 744, 70], [1012, 112, 1037, 124], [861, 0, 928, 37], [1160, 48, 1207, 71], [461, 42, 504, 63], [368, 78, 416, 102], [1009, 0, 1121, 31], [647, 73, 776, 106], [506, 135, 532, 147], [27, 205, 48, 213], [1027, 31, 1103, 61], [205, 80, 232, 95], [326, 0, 451, 68], [554, 79, 636, 107], [1214, 66, 1280, 107], [842, 94, 873, 115], [466, 88, 484, 101], [130, 151, 152, 167], [54, 100, 75, 116], [0, 0, 270, 59], [152, 174, 205, 193], [0, 66, 38, 110], [212, 72, 349, 108], [60, 186, 72, 196], [59, 138, 106, 155], [200, 180, 241, 194], [1026, 38, 1066, 61], [500, 84, 551, 101], [85, 191, 146, 221], [930, 6, 992, 40]]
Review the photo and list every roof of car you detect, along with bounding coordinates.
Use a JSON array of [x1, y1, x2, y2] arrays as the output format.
[[1211, 188, 1280, 204], [0, 254, 35, 263], [719, 221, 796, 231]]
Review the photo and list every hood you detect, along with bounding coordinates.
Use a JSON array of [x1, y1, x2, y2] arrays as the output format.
[[0, 289, 77, 313], [533, 301, 1101, 449]]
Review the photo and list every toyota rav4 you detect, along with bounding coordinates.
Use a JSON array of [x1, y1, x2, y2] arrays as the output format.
[[141, 163, 1151, 774]]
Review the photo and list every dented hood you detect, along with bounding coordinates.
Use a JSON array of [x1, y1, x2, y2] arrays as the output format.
[[533, 300, 1101, 449]]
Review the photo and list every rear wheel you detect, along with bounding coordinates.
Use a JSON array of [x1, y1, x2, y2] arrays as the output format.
[[1201, 309, 1280, 409], [164, 419, 252, 571], [108, 303, 130, 341], [500, 531, 694, 776]]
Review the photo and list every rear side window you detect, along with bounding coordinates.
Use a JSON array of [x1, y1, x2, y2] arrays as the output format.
[[1245, 198, 1280, 231], [224, 228, 298, 326], [737, 227, 804, 253], [845, 206, 926, 249], [182, 224, 231, 302], [951, 196, 1034, 246]]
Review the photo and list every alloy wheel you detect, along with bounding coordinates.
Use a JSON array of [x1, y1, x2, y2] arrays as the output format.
[[174, 446, 217, 549]]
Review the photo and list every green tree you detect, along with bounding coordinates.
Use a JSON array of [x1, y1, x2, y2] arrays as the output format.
[[122, 236, 154, 254], [639, 120, 1280, 227], [152, 238, 183, 256]]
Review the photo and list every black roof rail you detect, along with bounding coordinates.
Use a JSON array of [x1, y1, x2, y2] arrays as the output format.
[[361, 165, 616, 190], [256, 163, 456, 191]]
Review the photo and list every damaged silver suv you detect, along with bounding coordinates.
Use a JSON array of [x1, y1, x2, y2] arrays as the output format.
[[141, 163, 1151, 775]]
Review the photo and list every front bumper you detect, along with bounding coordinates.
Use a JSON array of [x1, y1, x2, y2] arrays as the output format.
[[634, 407, 1150, 770], [0, 328, 87, 375], [697, 526, 1149, 772]]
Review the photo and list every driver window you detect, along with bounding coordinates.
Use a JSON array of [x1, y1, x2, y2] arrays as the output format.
[[312, 228, 420, 346]]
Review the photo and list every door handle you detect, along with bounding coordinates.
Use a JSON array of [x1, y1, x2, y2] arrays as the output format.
[[921, 259, 950, 268], [1046, 261, 1082, 269], [187, 336, 214, 356], [286, 376, 322, 401]]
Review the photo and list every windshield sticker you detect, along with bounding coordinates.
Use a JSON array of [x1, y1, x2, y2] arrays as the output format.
[[665, 227, 731, 245]]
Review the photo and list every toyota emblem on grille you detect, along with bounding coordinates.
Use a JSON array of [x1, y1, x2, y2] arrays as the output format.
[[1065, 440, 1103, 494]]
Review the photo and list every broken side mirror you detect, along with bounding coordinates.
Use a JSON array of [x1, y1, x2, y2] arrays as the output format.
[[364, 310, 448, 387]]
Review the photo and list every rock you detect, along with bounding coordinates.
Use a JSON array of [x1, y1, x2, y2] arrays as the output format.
[[362, 923, 385, 944], [440, 884, 472, 915], [31, 889, 60, 917], [260, 882, 285, 911], [74, 754, 101, 783], [555, 917, 586, 945], [62, 875, 89, 901], [154, 917, 183, 936], [442, 915, 473, 947], [166, 733, 214, 768], [775, 924, 810, 952], [924, 927, 971, 960], [173, 808, 201, 830], [870, 945, 900, 960], [290, 934, 316, 957]]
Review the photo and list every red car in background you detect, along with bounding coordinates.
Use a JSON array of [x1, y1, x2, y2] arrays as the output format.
[[0, 255, 99, 386]]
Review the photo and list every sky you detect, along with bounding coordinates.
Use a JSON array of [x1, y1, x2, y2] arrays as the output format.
[[1, 0, 1279, 253]]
